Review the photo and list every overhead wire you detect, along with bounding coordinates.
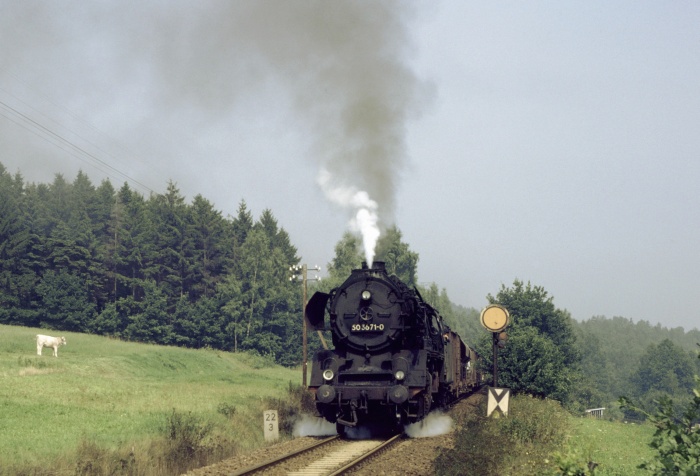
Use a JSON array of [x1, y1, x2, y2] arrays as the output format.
[[0, 80, 156, 195]]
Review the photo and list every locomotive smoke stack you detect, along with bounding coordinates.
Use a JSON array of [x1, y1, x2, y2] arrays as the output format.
[[361, 261, 386, 271], [360, 260, 387, 278]]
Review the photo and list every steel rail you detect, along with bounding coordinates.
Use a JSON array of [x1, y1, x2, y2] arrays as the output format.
[[229, 434, 340, 476], [327, 433, 403, 476]]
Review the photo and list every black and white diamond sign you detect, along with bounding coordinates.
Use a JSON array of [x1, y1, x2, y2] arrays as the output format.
[[487, 387, 511, 417]]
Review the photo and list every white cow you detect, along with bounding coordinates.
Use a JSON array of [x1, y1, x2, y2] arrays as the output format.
[[36, 334, 67, 357]]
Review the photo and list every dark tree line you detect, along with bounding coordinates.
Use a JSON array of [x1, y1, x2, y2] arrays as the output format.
[[0, 162, 467, 367], [578, 316, 700, 418], [3, 162, 698, 412], [0, 163, 304, 365]]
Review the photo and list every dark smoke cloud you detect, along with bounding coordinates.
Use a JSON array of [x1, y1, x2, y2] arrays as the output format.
[[1, 1, 431, 234], [143, 0, 433, 228]]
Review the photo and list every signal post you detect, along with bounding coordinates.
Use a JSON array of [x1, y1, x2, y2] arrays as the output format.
[[480, 304, 511, 417]]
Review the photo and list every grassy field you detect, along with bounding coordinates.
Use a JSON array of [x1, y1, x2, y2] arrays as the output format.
[[435, 393, 657, 475], [563, 416, 655, 475], [2, 323, 660, 475], [0, 324, 301, 474]]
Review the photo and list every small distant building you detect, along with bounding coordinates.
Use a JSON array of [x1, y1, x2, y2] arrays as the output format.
[[585, 408, 605, 418]]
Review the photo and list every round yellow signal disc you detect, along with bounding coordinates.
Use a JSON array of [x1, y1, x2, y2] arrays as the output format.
[[480, 304, 510, 332]]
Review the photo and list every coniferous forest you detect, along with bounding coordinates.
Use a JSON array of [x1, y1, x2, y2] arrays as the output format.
[[0, 162, 306, 365], [0, 161, 482, 368], [2, 161, 700, 417]]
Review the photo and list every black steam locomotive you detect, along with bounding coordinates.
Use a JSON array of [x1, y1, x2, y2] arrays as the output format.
[[305, 262, 481, 435]]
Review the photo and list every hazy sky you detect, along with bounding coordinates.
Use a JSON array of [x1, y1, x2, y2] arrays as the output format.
[[1, 1, 699, 331]]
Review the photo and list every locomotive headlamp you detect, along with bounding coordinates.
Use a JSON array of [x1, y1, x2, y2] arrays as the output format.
[[322, 369, 334, 381], [361, 290, 371, 301], [394, 370, 405, 381]]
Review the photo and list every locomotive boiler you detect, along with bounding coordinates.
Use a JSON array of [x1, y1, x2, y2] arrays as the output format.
[[305, 261, 481, 435]]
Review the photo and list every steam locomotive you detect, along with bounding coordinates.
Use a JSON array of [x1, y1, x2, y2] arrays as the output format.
[[305, 262, 481, 435]]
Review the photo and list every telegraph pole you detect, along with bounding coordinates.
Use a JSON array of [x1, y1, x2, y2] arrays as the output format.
[[290, 264, 322, 387]]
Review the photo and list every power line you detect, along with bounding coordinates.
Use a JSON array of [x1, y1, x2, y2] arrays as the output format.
[[0, 87, 155, 195]]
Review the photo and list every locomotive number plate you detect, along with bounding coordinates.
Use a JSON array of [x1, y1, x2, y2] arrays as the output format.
[[351, 323, 385, 332]]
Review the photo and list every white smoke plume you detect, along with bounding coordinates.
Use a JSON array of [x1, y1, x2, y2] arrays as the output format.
[[317, 169, 380, 266], [404, 411, 454, 438], [292, 414, 337, 437]]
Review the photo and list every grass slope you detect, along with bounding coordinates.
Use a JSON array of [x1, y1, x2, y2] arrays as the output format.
[[565, 417, 655, 475], [435, 394, 656, 475], [0, 324, 300, 469]]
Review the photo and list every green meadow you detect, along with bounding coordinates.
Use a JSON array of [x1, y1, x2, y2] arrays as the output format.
[[563, 416, 655, 475], [0, 324, 301, 474], [436, 394, 657, 475], [1, 323, 661, 475]]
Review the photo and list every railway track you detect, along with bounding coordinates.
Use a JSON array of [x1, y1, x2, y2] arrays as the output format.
[[230, 433, 403, 476]]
